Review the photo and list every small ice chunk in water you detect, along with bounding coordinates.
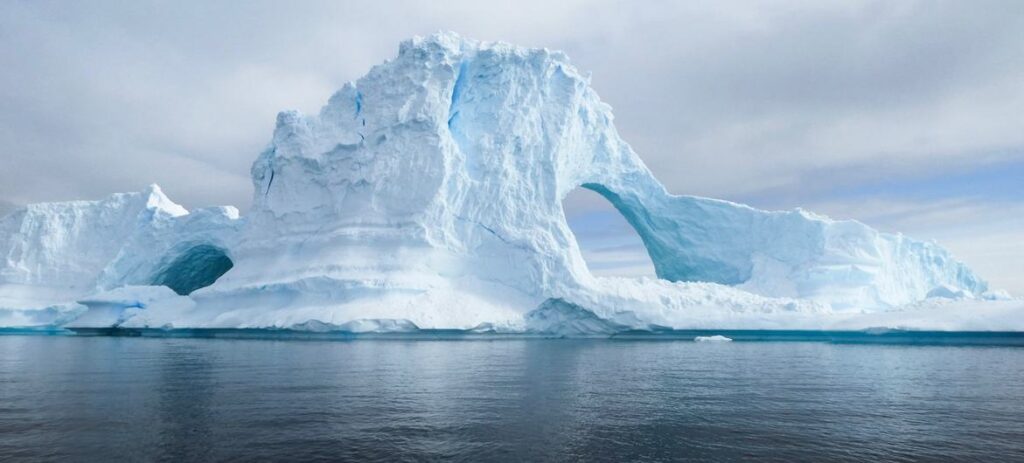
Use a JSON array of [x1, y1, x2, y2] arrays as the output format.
[[695, 335, 733, 342]]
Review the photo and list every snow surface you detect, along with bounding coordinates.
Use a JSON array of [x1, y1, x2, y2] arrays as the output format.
[[1, 32, 1020, 334]]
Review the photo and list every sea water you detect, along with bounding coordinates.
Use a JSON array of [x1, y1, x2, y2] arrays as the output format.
[[2, 335, 1023, 461]]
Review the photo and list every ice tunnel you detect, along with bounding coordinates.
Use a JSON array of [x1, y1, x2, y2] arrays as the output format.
[[150, 244, 234, 295]]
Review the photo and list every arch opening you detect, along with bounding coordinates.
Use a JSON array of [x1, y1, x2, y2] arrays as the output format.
[[562, 186, 656, 278], [150, 244, 234, 295]]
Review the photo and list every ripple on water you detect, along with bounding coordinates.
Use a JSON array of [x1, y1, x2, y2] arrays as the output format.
[[1, 336, 1023, 462]]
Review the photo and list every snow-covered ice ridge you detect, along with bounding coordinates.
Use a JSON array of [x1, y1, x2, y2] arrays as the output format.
[[1, 32, 1019, 334]]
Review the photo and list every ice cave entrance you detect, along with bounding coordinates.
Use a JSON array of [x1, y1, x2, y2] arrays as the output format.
[[562, 186, 656, 278], [151, 244, 234, 295]]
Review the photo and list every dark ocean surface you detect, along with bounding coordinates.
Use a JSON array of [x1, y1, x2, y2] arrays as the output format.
[[2, 334, 1023, 462]]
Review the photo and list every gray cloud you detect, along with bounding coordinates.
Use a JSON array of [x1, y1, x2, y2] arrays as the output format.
[[3, 0, 1022, 207], [0, 199, 17, 218], [568, 1, 1024, 200]]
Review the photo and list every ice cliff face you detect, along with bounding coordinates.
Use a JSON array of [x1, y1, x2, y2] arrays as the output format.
[[0, 186, 184, 306], [0, 32, 1009, 332], [0, 185, 239, 326]]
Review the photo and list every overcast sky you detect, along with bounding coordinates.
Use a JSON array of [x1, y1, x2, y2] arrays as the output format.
[[1, 0, 1021, 293]]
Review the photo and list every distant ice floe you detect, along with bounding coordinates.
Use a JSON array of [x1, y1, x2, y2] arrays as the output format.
[[694, 335, 733, 343]]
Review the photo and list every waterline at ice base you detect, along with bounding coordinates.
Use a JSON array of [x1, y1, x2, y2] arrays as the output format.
[[1, 32, 1019, 335]]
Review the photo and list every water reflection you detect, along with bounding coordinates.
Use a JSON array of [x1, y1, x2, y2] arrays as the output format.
[[1, 337, 1023, 461], [157, 341, 217, 460]]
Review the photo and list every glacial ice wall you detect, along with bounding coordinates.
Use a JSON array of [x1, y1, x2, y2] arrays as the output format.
[[0, 185, 240, 325], [0, 32, 1007, 332], [0, 186, 184, 306]]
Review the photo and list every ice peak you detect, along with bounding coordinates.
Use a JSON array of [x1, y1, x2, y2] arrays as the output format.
[[399, 30, 475, 56], [143, 184, 188, 217]]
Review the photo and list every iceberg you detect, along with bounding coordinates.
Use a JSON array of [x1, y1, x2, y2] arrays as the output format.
[[1, 32, 1019, 333]]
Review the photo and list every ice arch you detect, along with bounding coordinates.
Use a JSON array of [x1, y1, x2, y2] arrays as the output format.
[[150, 244, 234, 295], [562, 186, 656, 278], [578, 182, 753, 285]]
